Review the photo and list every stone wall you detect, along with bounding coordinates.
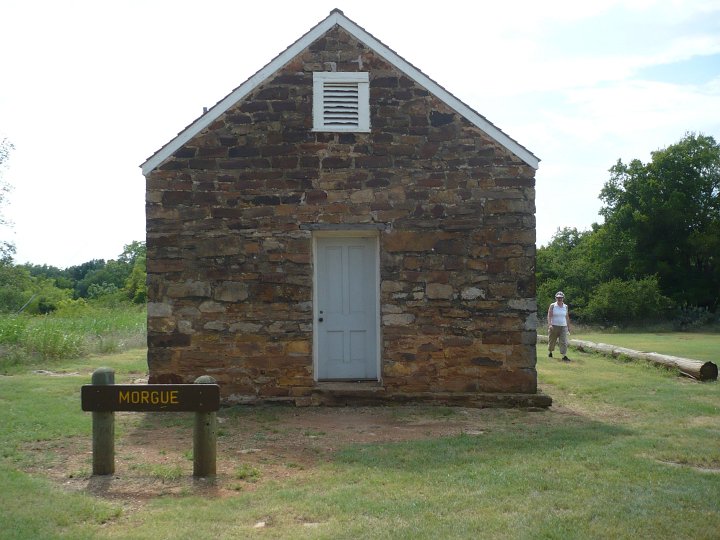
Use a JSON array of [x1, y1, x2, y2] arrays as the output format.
[[145, 25, 538, 402]]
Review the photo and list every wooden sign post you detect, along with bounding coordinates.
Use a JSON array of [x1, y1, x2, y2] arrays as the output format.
[[192, 375, 217, 477], [90, 367, 115, 475], [82, 368, 220, 477]]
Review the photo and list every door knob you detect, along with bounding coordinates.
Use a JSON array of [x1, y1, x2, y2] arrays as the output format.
[[318, 317, 324, 322]]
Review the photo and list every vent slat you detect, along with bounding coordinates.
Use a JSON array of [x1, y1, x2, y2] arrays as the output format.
[[322, 81, 360, 129]]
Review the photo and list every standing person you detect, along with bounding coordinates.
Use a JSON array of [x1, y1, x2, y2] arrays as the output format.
[[547, 291, 571, 362]]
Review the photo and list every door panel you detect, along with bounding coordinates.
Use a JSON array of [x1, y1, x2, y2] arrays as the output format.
[[316, 236, 378, 380]]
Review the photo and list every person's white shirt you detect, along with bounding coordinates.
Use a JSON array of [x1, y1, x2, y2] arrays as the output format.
[[550, 302, 568, 326]]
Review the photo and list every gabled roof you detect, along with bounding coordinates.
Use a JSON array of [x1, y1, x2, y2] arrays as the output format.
[[141, 9, 539, 175]]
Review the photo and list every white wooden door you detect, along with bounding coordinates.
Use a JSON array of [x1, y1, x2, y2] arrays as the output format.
[[315, 236, 379, 380]]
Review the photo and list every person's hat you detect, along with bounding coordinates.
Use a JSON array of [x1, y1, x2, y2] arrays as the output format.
[[555, 291, 565, 298]]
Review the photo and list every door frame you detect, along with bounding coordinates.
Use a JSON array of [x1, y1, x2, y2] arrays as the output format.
[[312, 230, 381, 381]]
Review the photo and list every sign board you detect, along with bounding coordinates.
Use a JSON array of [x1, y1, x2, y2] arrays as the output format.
[[81, 384, 220, 412]]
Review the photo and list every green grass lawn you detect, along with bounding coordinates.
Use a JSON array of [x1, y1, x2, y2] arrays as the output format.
[[1, 344, 718, 539], [568, 331, 720, 362]]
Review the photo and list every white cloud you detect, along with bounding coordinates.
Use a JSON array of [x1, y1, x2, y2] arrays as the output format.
[[532, 74, 720, 245]]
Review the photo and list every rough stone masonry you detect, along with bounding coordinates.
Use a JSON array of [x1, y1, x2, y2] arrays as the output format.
[[145, 25, 540, 405]]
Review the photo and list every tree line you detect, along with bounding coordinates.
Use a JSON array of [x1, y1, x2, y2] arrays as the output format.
[[0, 241, 147, 314], [537, 133, 720, 326], [1, 134, 718, 325], [0, 138, 146, 314]]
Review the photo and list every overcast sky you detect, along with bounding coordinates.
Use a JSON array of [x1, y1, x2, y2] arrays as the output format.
[[1, 0, 719, 268]]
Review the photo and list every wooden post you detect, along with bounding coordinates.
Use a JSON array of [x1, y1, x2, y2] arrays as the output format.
[[193, 375, 217, 477], [91, 367, 115, 475]]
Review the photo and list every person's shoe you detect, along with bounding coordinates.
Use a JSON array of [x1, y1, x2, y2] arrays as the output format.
[[548, 352, 553, 358], [562, 356, 570, 362]]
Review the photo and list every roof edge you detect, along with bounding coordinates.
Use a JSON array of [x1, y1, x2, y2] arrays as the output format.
[[141, 11, 344, 176], [141, 10, 538, 175], [333, 14, 539, 169]]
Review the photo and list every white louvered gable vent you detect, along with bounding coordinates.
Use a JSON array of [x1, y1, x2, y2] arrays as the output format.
[[313, 72, 370, 132]]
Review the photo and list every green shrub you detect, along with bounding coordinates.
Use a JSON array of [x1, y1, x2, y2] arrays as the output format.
[[89, 290, 132, 309], [36, 298, 57, 314], [0, 315, 29, 345], [87, 282, 119, 299], [673, 306, 718, 330], [54, 298, 88, 314], [581, 276, 673, 324], [22, 279, 72, 315], [0, 288, 28, 312]]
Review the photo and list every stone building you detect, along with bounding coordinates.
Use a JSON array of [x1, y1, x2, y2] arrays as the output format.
[[141, 9, 550, 407]]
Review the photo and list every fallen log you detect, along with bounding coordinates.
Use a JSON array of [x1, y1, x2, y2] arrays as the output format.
[[643, 353, 718, 381], [537, 335, 718, 381]]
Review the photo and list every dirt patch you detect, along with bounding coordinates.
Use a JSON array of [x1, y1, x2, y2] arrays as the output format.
[[23, 404, 554, 509], [655, 459, 720, 474], [31, 370, 81, 377]]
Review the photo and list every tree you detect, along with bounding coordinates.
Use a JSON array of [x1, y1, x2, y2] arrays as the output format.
[[76, 260, 130, 298], [125, 252, 147, 303], [24, 264, 74, 290], [536, 227, 592, 310], [0, 138, 14, 262], [599, 133, 720, 309], [0, 261, 32, 312], [536, 226, 616, 316], [118, 240, 146, 266], [68, 242, 146, 301], [67, 259, 106, 284], [0, 238, 148, 311]]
